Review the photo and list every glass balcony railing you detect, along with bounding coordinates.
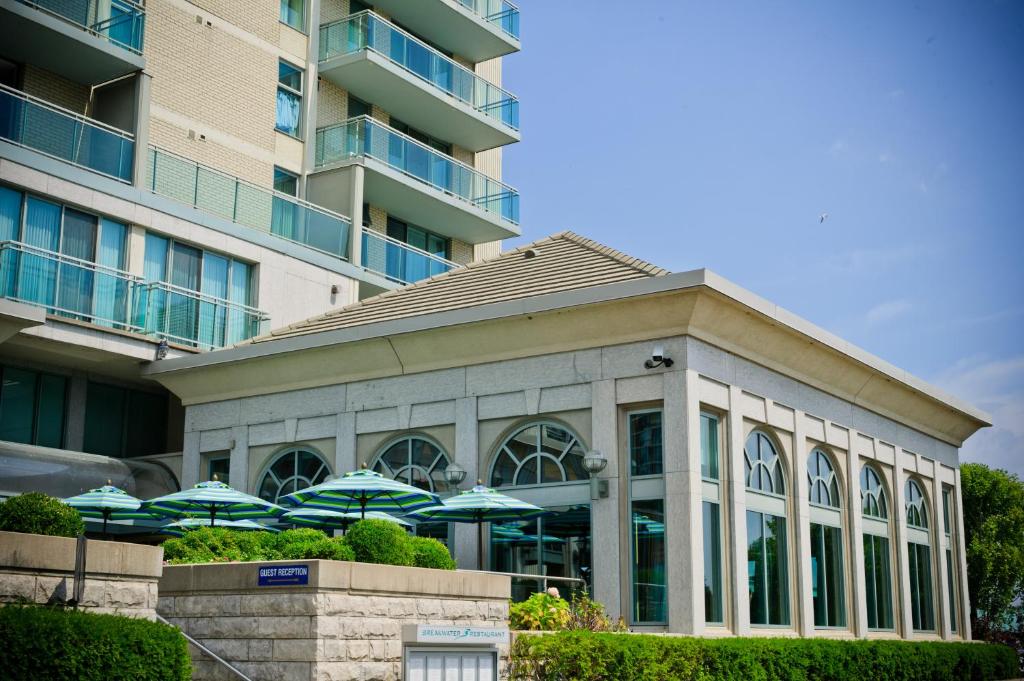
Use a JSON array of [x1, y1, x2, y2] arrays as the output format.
[[135, 281, 268, 351], [146, 146, 352, 260], [315, 116, 519, 225], [361, 230, 457, 284], [320, 11, 519, 130], [457, 0, 520, 40], [16, 0, 146, 54], [0, 83, 135, 182], [0, 241, 269, 350]]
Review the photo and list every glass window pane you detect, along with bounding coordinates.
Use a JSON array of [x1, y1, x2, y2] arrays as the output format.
[[35, 373, 66, 448], [703, 501, 723, 623], [946, 548, 958, 633], [209, 456, 230, 485], [863, 534, 894, 630], [747, 510, 767, 624], [629, 411, 662, 476], [279, 0, 304, 30], [278, 61, 302, 91], [0, 367, 37, 444], [700, 413, 719, 479], [83, 382, 125, 456], [0, 185, 22, 241], [909, 542, 935, 631], [631, 499, 666, 623], [125, 389, 167, 457], [273, 167, 298, 196], [747, 510, 789, 626], [811, 523, 846, 627]]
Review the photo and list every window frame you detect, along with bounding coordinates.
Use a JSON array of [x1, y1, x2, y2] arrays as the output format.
[[487, 420, 589, 489], [255, 446, 332, 504], [370, 433, 452, 494], [700, 410, 726, 625], [276, 59, 304, 139], [279, 0, 307, 33]]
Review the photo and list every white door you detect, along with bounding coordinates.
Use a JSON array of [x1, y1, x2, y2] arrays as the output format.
[[405, 651, 496, 681]]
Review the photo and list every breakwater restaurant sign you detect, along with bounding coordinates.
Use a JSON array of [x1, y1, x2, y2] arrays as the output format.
[[402, 625, 507, 680]]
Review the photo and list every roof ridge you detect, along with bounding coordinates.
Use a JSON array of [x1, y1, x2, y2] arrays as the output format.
[[557, 231, 670, 276]]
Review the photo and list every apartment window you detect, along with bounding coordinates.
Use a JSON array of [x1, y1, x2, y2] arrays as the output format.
[[209, 455, 230, 484], [280, 0, 305, 31], [273, 167, 299, 196], [276, 61, 303, 137], [390, 117, 452, 155], [0, 364, 66, 448], [861, 464, 894, 630], [906, 479, 935, 631], [628, 410, 662, 476], [83, 381, 167, 457], [701, 412, 724, 624], [745, 430, 790, 626], [631, 499, 666, 624], [348, 94, 371, 119], [386, 217, 450, 258]]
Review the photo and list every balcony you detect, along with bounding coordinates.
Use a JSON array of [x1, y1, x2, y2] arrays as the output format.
[[0, 240, 269, 350], [146, 146, 352, 260], [367, 0, 519, 62], [319, 11, 519, 152], [0, 0, 145, 84], [0, 83, 135, 182], [361, 230, 457, 285], [312, 116, 520, 244]]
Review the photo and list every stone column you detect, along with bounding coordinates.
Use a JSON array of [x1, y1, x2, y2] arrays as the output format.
[[664, 370, 702, 634], [932, 474, 952, 640], [301, 0, 322, 182], [793, 411, 813, 636], [131, 71, 152, 188], [590, 379, 620, 620], [229, 425, 249, 492], [846, 431, 868, 638], [181, 430, 201, 489], [347, 166, 364, 267], [893, 456, 913, 638], [953, 468, 971, 641], [726, 386, 750, 635], [335, 411, 356, 473], [454, 397, 479, 569]]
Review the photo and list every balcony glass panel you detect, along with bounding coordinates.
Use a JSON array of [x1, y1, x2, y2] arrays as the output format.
[[16, 0, 146, 53], [361, 229, 456, 284], [457, 0, 519, 40], [0, 84, 134, 182], [135, 281, 266, 351], [320, 11, 518, 130], [146, 146, 351, 259], [316, 117, 519, 224]]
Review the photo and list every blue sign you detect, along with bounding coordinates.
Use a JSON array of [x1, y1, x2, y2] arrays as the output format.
[[257, 564, 309, 586]]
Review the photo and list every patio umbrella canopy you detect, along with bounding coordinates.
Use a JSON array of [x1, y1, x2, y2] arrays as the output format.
[[161, 518, 281, 537], [282, 508, 411, 533], [408, 484, 548, 568], [280, 468, 439, 519], [142, 479, 285, 526], [63, 483, 149, 536]]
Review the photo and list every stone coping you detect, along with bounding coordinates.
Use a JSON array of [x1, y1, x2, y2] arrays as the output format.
[[161, 560, 510, 600], [0, 531, 163, 578]]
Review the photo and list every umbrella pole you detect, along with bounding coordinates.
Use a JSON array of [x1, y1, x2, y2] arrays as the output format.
[[477, 521, 483, 571], [102, 510, 109, 538], [210, 506, 217, 528]]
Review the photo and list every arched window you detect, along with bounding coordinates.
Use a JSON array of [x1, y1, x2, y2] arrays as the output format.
[[807, 449, 840, 508], [861, 465, 888, 519], [257, 447, 331, 503], [372, 435, 450, 493], [905, 479, 928, 529], [745, 431, 785, 495], [489, 422, 587, 488]]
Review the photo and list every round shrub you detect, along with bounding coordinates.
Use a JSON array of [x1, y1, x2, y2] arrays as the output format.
[[343, 518, 413, 566], [0, 492, 84, 538], [280, 537, 354, 561], [161, 526, 246, 564], [409, 536, 455, 570]]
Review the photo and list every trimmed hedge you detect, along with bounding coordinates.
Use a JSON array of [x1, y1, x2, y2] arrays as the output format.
[[508, 631, 1020, 681], [0, 605, 190, 681], [0, 492, 84, 537], [344, 518, 414, 566], [409, 536, 457, 570]]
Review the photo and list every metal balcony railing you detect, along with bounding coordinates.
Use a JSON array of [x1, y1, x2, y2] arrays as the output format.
[[15, 0, 146, 53], [457, 0, 519, 40], [0, 83, 135, 182], [320, 11, 518, 130], [146, 146, 352, 260], [0, 241, 269, 350], [315, 116, 519, 225], [361, 230, 457, 284]]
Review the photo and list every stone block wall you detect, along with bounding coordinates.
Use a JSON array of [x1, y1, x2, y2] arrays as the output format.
[[0, 531, 163, 619], [158, 559, 510, 681]]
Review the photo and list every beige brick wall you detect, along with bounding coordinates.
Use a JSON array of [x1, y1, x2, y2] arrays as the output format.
[[451, 238, 474, 264], [317, 78, 348, 128], [21, 65, 89, 113], [365, 204, 387, 234], [148, 118, 273, 187], [451, 144, 474, 166], [321, 0, 350, 24], [189, 0, 281, 43]]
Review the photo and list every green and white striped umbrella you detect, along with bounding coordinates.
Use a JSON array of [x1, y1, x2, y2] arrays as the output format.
[[283, 508, 411, 531], [142, 480, 286, 526], [280, 468, 439, 519], [161, 518, 281, 537], [407, 485, 547, 524], [63, 484, 149, 536]]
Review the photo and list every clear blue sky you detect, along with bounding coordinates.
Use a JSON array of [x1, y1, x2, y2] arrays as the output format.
[[502, 1, 1024, 476]]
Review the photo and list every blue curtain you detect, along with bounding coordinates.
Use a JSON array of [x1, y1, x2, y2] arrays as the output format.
[[57, 208, 96, 318], [140, 232, 168, 334], [18, 197, 60, 306], [93, 219, 128, 327], [275, 90, 301, 136], [198, 252, 228, 349], [167, 241, 200, 345], [0, 187, 21, 298], [226, 261, 252, 345]]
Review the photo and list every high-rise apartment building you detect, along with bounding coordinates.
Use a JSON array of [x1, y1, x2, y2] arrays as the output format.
[[0, 0, 520, 480]]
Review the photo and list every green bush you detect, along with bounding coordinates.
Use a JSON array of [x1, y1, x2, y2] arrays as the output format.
[[508, 631, 1020, 681], [409, 536, 456, 570], [0, 605, 190, 681], [0, 492, 84, 538], [343, 518, 413, 566], [162, 526, 358, 564], [510, 591, 570, 631], [276, 528, 354, 561]]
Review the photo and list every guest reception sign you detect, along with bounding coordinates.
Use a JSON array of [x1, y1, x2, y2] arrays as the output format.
[[257, 564, 309, 586]]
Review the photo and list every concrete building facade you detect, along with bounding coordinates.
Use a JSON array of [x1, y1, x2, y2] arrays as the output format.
[[0, 0, 520, 480], [146, 233, 987, 642]]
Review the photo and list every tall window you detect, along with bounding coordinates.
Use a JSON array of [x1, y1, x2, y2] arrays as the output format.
[[745, 430, 789, 626], [0, 364, 66, 448], [274, 167, 299, 196], [276, 61, 303, 137], [381, 216, 451, 283], [942, 486, 958, 634], [82, 382, 167, 457], [628, 409, 665, 624], [807, 449, 846, 627], [905, 479, 935, 631], [701, 412, 724, 624], [280, 0, 305, 30], [372, 436, 450, 493], [257, 448, 331, 503], [861, 465, 894, 630]]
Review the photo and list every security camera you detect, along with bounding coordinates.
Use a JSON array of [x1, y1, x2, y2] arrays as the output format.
[[644, 345, 674, 369]]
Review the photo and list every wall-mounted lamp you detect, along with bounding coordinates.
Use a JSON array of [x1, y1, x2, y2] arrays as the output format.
[[444, 462, 467, 489], [644, 344, 674, 370], [583, 450, 609, 499]]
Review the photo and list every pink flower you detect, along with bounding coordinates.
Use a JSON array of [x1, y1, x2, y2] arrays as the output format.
[[546, 587, 560, 599]]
